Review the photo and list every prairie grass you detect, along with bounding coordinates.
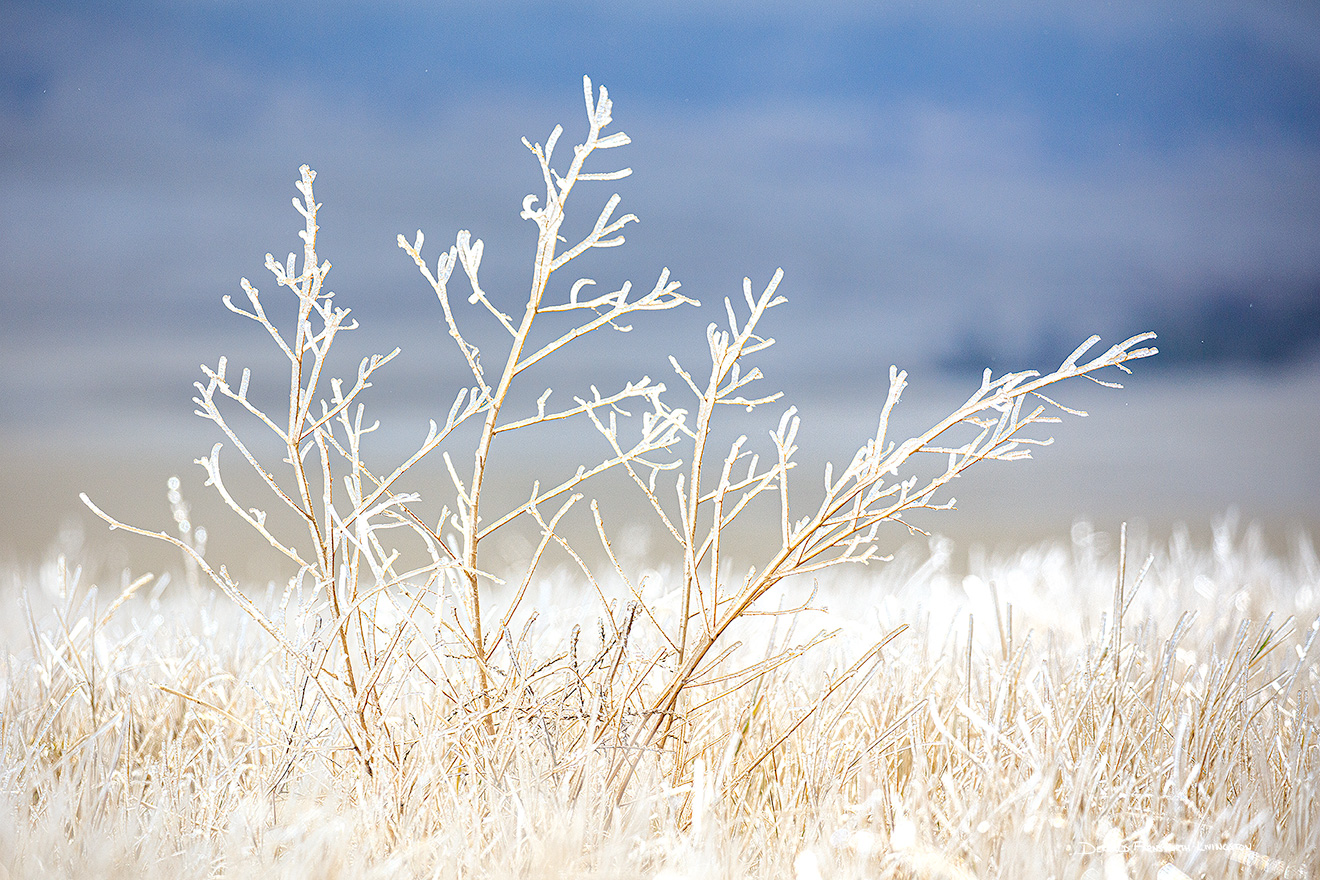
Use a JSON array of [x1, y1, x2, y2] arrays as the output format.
[[5, 78, 1312, 878], [2, 520, 1316, 878]]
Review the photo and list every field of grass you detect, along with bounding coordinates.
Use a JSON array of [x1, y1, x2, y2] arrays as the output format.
[[2, 519, 1316, 879]]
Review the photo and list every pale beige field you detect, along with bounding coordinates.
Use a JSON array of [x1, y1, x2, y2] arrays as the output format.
[[2, 519, 1316, 879]]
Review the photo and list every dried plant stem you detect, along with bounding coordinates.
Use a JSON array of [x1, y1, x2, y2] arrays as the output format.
[[79, 77, 1157, 808]]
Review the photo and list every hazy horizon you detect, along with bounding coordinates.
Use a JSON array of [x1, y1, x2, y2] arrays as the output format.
[[3, 1, 1318, 571]]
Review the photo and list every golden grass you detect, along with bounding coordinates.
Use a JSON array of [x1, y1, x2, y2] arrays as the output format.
[[4, 520, 1316, 879]]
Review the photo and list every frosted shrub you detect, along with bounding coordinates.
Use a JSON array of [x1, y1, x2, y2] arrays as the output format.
[[81, 77, 1156, 800]]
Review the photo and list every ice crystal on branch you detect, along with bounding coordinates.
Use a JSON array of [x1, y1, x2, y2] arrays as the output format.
[[83, 76, 1157, 799]]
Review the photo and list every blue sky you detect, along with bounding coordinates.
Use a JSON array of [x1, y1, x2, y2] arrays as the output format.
[[4, 2, 1318, 370], [2, 1, 1319, 556]]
